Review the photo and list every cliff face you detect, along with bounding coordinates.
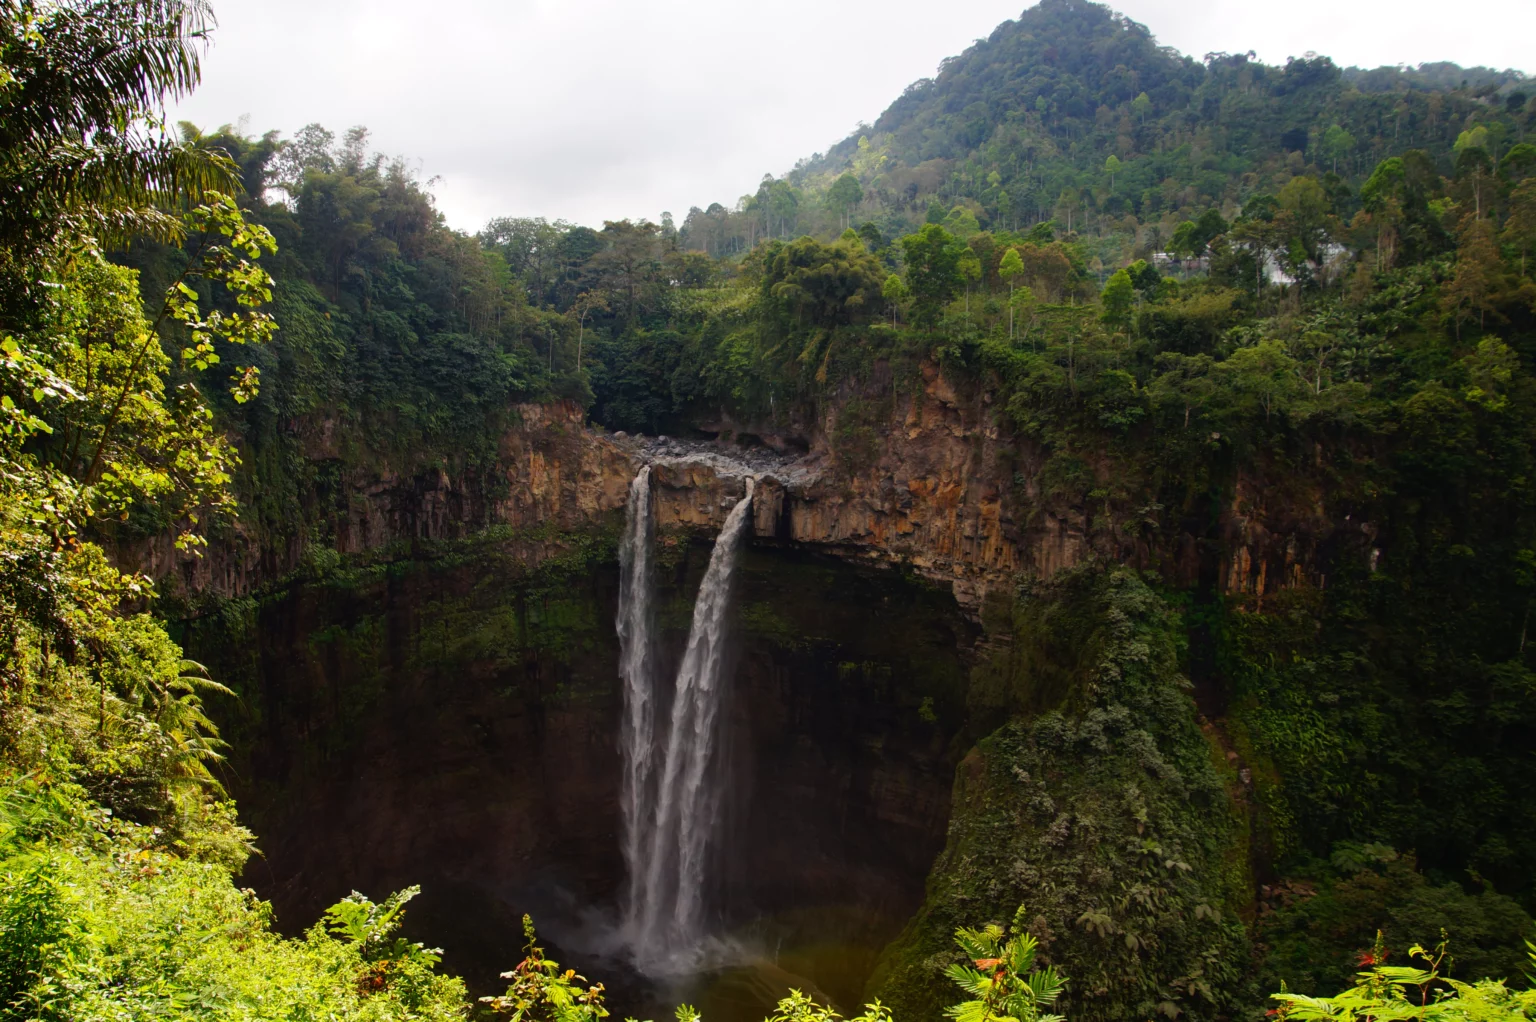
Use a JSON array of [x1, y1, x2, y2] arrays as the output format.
[[865, 567, 1253, 1022], [123, 400, 634, 599], [159, 365, 1327, 1020], [184, 528, 976, 1014], [134, 363, 1347, 617]]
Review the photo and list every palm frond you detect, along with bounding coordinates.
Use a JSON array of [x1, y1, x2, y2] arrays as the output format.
[[944, 964, 991, 998], [953, 924, 1004, 961], [0, 0, 212, 150], [1022, 966, 1067, 1006], [943, 999, 994, 1022], [174, 659, 234, 698], [0, 0, 231, 259], [0, 135, 237, 252], [1007, 931, 1040, 974], [1271, 993, 1347, 1020]]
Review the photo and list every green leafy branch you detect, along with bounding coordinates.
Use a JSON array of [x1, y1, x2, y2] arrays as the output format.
[[945, 908, 1068, 1022], [480, 914, 610, 1022], [1271, 933, 1536, 1022]]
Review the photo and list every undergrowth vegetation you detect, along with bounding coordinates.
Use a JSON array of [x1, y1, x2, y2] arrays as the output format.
[[0, 779, 466, 1021]]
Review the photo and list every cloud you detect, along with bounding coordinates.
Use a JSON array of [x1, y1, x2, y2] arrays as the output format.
[[173, 0, 1534, 232]]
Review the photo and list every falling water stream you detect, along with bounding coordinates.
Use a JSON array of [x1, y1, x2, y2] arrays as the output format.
[[616, 466, 657, 932], [618, 469, 757, 973]]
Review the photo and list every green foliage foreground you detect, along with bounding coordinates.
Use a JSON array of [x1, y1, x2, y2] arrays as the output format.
[[474, 911, 1062, 1022], [1270, 935, 1536, 1022], [0, 778, 465, 1022]]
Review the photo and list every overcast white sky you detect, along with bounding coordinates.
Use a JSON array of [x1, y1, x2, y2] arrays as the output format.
[[171, 0, 1535, 233]]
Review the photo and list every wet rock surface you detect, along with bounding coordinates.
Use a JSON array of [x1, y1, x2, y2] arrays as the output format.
[[190, 535, 974, 1018], [157, 362, 1353, 1020], [129, 363, 1342, 618]]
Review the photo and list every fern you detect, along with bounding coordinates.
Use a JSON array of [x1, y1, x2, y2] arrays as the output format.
[[945, 907, 1068, 1022]]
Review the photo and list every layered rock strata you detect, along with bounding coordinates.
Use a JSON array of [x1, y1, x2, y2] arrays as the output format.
[[128, 366, 1351, 614]]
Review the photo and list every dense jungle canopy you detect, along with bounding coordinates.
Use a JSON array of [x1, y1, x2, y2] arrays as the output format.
[[3, 0, 1536, 1020]]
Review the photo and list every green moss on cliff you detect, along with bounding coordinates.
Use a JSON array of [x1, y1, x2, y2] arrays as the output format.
[[735, 548, 973, 731], [174, 522, 623, 776], [867, 565, 1251, 1022]]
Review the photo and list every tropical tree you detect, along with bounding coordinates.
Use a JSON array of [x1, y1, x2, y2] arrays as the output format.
[[827, 172, 863, 230], [482, 216, 574, 303], [1099, 267, 1134, 331], [15, 195, 277, 549], [1500, 142, 1536, 182], [1148, 351, 1218, 428], [1443, 214, 1502, 335], [1219, 339, 1302, 422], [1131, 91, 1152, 124], [571, 290, 609, 369], [882, 272, 908, 326], [900, 224, 967, 327], [1009, 285, 1038, 348], [1275, 175, 1338, 282], [1453, 127, 1495, 218], [943, 205, 982, 240], [1104, 154, 1122, 191], [999, 247, 1024, 337], [1361, 156, 1406, 270], [1227, 204, 1285, 297], [588, 220, 662, 322], [767, 178, 801, 238], [1503, 178, 1536, 277], [1170, 208, 1229, 260], [0, 0, 237, 272], [758, 234, 884, 331], [1322, 123, 1356, 174], [958, 248, 982, 316]]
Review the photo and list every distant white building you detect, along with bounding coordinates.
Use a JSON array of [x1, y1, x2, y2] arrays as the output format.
[[1262, 252, 1295, 286], [1152, 252, 1208, 272], [1157, 241, 1350, 285], [1261, 242, 1347, 286]]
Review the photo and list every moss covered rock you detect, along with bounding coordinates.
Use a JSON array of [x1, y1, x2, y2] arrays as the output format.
[[867, 565, 1252, 1022]]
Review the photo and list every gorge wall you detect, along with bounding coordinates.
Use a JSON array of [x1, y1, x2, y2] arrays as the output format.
[[182, 525, 976, 1015], [140, 362, 1359, 1022], [139, 362, 1351, 619]]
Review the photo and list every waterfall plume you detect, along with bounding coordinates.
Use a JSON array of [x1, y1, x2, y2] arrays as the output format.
[[618, 472, 756, 973], [617, 466, 657, 932]]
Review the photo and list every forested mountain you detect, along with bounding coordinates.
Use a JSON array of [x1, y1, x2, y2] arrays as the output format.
[[676, 0, 1530, 265], [5, 2, 1536, 1022]]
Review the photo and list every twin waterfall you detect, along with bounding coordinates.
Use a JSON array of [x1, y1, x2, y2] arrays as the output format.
[[617, 465, 757, 972]]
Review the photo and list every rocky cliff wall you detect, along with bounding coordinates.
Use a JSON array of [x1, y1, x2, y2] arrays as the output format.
[[131, 364, 1350, 617], [154, 365, 1328, 1020], [183, 528, 977, 1015]]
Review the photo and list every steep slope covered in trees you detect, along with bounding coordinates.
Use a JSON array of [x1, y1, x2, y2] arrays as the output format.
[[676, 0, 1530, 270]]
